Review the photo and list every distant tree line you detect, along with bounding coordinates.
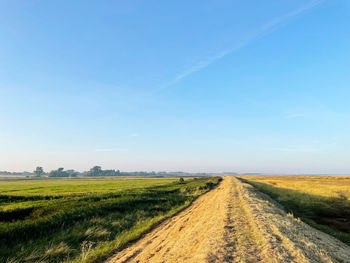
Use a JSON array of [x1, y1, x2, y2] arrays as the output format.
[[84, 166, 120, 177], [81, 166, 189, 177], [0, 167, 208, 178], [81, 168, 207, 177], [0, 171, 32, 176], [48, 168, 79, 177]]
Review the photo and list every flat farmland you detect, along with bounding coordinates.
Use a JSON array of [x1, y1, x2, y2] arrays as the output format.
[[239, 175, 350, 246], [0, 177, 179, 196], [2, 175, 350, 263], [0, 176, 220, 263]]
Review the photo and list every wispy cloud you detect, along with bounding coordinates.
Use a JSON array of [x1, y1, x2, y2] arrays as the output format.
[[163, 0, 325, 89], [116, 133, 139, 139], [95, 148, 127, 152], [261, 0, 324, 31], [273, 146, 321, 153], [166, 44, 246, 87]]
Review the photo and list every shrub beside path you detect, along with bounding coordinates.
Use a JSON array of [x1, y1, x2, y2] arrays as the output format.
[[107, 177, 350, 263]]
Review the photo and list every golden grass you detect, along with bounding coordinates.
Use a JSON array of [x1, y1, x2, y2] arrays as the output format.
[[239, 175, 350, 245], [233, 177, 350, 262], [240, 175, 350, 199]]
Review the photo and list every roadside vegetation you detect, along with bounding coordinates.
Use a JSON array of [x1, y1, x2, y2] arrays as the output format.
[[0, 176, 220, 263], [239, 175, 350, 246]]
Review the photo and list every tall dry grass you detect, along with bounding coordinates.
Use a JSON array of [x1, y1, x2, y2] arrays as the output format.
[[240, 175, 350, 245]]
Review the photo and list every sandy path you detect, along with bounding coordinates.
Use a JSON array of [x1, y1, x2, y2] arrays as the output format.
[[107, 177, 350, 263], [107, 177, 231, 263]]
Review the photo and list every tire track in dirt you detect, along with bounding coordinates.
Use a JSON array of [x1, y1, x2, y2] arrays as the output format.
[[107, 177, 350, 263]]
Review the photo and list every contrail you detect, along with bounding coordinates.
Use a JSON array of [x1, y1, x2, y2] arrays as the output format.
[[261, 0, 324, 31], [157, 0, 325, 92]]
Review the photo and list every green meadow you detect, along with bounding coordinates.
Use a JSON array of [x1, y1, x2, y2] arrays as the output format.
[[0, 176, 220, 263]]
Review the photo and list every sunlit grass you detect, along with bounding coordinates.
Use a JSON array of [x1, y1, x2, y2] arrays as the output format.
[[239, 175, 350, 245], [240, 175, 350, 199], [0, 176, 221, 263], [0, 177, 178, 196]]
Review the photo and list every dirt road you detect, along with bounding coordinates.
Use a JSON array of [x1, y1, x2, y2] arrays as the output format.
[[107, 177, 350, 263]]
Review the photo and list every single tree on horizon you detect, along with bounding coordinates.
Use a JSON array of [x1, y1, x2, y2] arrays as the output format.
[[34, 167, 44, 177]]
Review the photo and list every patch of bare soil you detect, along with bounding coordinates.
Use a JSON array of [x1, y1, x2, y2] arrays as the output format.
[[107, 177, 350, 263]]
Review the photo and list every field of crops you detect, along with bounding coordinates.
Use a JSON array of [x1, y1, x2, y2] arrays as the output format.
[[0, 176, 220, 263], [239, 175, 350, 245]]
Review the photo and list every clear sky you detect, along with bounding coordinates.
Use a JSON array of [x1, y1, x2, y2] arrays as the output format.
[[0, 0, 349, 173]]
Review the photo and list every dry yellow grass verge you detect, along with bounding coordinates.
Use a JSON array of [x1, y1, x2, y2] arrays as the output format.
[[239, 175, 350, 199], [229, 177, 350, 263]]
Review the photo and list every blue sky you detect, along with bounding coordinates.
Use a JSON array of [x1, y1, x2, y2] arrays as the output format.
[[0, 0, 349, 173]]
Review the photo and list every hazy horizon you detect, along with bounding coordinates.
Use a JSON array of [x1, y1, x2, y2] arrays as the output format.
[[1, 0, 349, 174], [2, 167, 350, 176]]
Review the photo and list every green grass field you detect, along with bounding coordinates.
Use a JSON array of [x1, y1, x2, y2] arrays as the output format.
[[0, 176, 221, 263], [0, 177, 179, 196], [239, 175, 350, 246]]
